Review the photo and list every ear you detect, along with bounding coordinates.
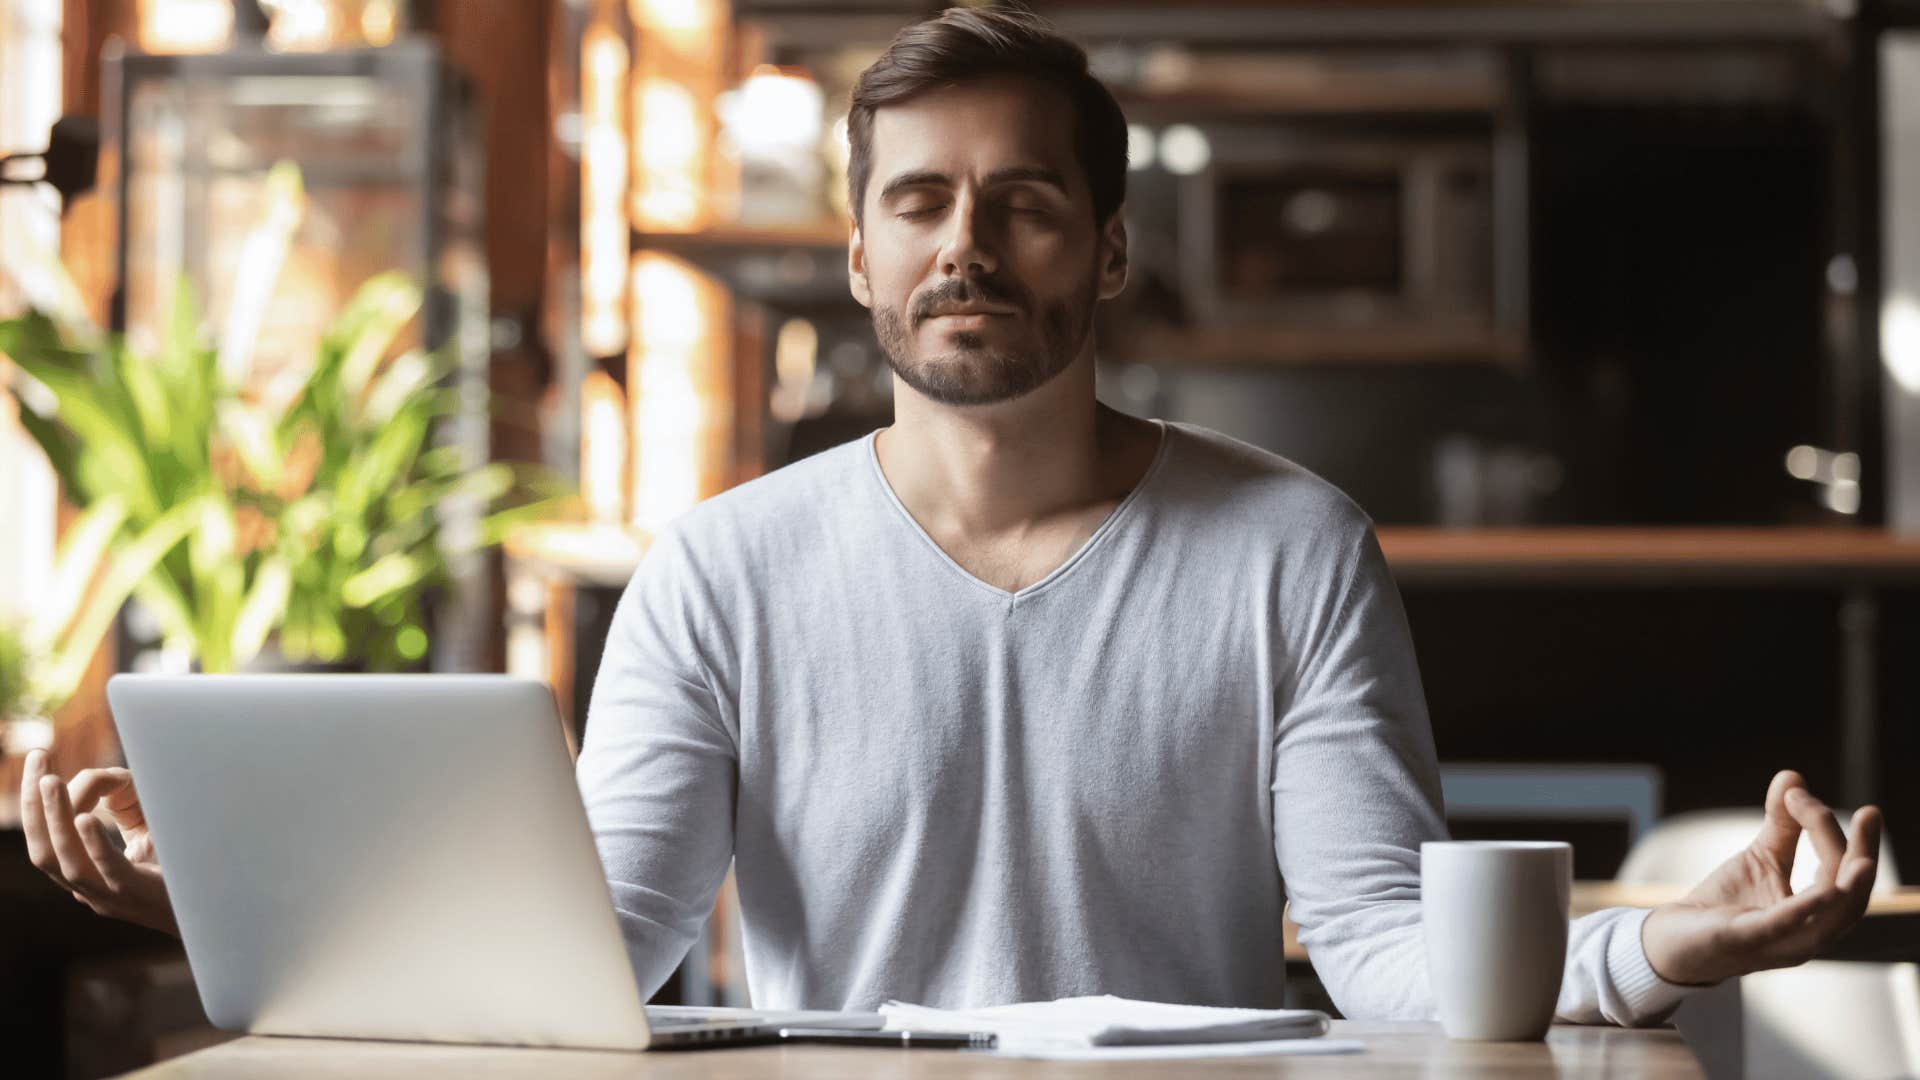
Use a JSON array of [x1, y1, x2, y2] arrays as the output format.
[[848, 219, 873, 309], [1096, 208, 1129, 301]]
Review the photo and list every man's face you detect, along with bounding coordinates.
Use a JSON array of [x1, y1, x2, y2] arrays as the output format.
[[850, 75, 1127, 407]]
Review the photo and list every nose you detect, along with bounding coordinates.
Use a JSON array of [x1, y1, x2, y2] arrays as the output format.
[[937, 190, 997, 279]]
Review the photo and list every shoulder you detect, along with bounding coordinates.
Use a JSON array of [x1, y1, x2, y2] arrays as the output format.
[[1155, 420, 1375, 550], [633, 432, 874, 585], [680, 433, 869, 536]]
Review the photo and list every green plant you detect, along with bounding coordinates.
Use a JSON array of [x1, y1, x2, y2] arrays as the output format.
[[228, 271, 570, 670], [0, 162, 573, 675]]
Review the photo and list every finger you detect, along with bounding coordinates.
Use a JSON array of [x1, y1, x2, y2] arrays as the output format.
[[20, 749, 67, 888], [1843, 805, 1882, 870], [76, 816, 174, 936], [1786, 787, 1848, 888], [1837, 806, 1884, 896], [40, 775, 106, 896], [1753, 769, 1806, 871], [76, 813, 140, 892], [68, 767, 146, 830]]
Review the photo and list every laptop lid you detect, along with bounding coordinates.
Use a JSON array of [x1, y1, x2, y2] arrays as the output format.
[[107, 673, 657, 1050]]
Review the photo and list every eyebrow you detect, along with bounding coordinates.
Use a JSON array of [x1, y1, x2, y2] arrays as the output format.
[[876, 165, 1069, 205]]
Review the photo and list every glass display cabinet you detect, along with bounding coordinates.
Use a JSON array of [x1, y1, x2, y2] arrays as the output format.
[[103, 37, 495, 670]]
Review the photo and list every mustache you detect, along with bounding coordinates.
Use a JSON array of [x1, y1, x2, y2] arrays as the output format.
[[912, 276, 1026, 321]]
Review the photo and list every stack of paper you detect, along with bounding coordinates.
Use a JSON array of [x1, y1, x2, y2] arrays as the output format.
[[878, 995, 1348, 1058]]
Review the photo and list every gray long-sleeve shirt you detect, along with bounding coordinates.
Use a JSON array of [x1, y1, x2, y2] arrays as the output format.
[[576, 420, 1694, 1023]]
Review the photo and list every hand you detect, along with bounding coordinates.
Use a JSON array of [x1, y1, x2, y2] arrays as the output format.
[[20, 747, 178, 936], [1641, 770, 1879, 986]]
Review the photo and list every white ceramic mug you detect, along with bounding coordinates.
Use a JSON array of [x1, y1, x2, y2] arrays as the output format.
[[1421, 840, 1572, 1040]]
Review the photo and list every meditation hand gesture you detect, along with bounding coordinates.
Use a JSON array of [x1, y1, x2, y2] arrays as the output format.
[[20, 747, 177, 936], [1641, 770, 1881, 987]]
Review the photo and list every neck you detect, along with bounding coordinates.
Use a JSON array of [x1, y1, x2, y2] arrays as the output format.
[[875, 347, 1154, 539]]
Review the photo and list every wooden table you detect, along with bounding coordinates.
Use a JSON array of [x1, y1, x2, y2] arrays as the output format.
[[122, 1022, 1704, 1078]]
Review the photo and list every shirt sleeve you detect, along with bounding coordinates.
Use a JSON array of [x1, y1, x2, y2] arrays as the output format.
[[575, 529, 738, 1001], [1271, 524, 1699, 1025]]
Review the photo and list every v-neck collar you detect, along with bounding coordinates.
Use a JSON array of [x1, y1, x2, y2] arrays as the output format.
[[863, 418, 1173, 602]]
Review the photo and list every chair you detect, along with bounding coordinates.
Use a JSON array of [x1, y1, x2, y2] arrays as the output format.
[[1619, 809, 1915, 1080]]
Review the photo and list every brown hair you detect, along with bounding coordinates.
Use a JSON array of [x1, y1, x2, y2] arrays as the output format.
[[846, 6, 1128, 229]]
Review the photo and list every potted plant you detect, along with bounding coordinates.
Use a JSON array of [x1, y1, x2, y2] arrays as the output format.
[[0, 162, 573, 676]]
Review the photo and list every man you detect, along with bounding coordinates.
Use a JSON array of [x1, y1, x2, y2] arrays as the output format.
[[22, 8, 1882, 1025]]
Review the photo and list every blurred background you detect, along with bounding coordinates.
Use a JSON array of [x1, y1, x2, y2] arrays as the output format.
[[3, 0, 1920, 1075]]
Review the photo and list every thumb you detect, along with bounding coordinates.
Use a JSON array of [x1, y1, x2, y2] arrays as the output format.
[[68, 767, 148, 832]]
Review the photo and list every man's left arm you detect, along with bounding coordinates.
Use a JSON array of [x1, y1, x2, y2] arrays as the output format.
[[1270, 524, 1444, 1021], [1271, 524, 1881, 1025]]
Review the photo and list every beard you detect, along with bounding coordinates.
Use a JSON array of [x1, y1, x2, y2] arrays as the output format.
[[870, 267, 1097, 407]]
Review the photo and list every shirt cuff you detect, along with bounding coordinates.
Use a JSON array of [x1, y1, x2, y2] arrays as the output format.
[[1607, 906, 1701, 1024]]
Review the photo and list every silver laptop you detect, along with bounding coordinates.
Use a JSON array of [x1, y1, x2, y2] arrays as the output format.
[[105, 673, 883, 1050]]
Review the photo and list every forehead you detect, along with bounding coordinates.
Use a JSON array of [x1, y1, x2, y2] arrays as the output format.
[[866, 75, 1081, 195]]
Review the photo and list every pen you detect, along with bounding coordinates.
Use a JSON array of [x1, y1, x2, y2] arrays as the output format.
[[776, 1027, 998, 1050]]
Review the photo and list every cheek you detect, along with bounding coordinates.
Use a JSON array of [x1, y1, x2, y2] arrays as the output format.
[[864, 248, 925, 308], [1008, 223, 1088, 271]]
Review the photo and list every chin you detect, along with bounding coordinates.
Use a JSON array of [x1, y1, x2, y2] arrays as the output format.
[[897, 348, 1060, 407]]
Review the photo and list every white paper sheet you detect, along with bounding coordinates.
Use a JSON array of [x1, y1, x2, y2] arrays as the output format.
[[880, 994, 1333, 1050], [991, 1038, 1366, 1061]]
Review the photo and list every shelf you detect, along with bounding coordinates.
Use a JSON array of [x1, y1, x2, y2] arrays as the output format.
[[1129, 324, 1525, 367], [1037, 2, 1831, 48], [631, 221, 848, 256], [508, 523, 1920, 590], [1376, 527, 1920, 587]]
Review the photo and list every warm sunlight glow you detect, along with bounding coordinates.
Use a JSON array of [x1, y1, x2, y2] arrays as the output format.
[[719, 66, 823, 158], [627, 253, 728, 530], [631, 78, 704, 230], [582, 21, 631, 356], [138, 0, 235, 53], [581, 370, 629, 524], [628, 0, 720, 57]]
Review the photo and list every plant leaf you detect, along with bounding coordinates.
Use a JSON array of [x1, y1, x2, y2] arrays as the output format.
[[34, 499, 204, 709], [10, 396, 84, 496], [331, 272, 422, 410], [114, 341, 173, 448], [24, 496, 129, 655], [336, 407, 427, 521], [230, 556, 291, 666], [216, 400, 284, 491], [360, 348, 435, 429], [340, 552, 428, 608], [217, 161, 305, 387], [9, 354, 161, 516]]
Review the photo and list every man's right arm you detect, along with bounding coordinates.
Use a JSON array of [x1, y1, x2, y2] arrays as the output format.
[[576, 529, 740, 1001]]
